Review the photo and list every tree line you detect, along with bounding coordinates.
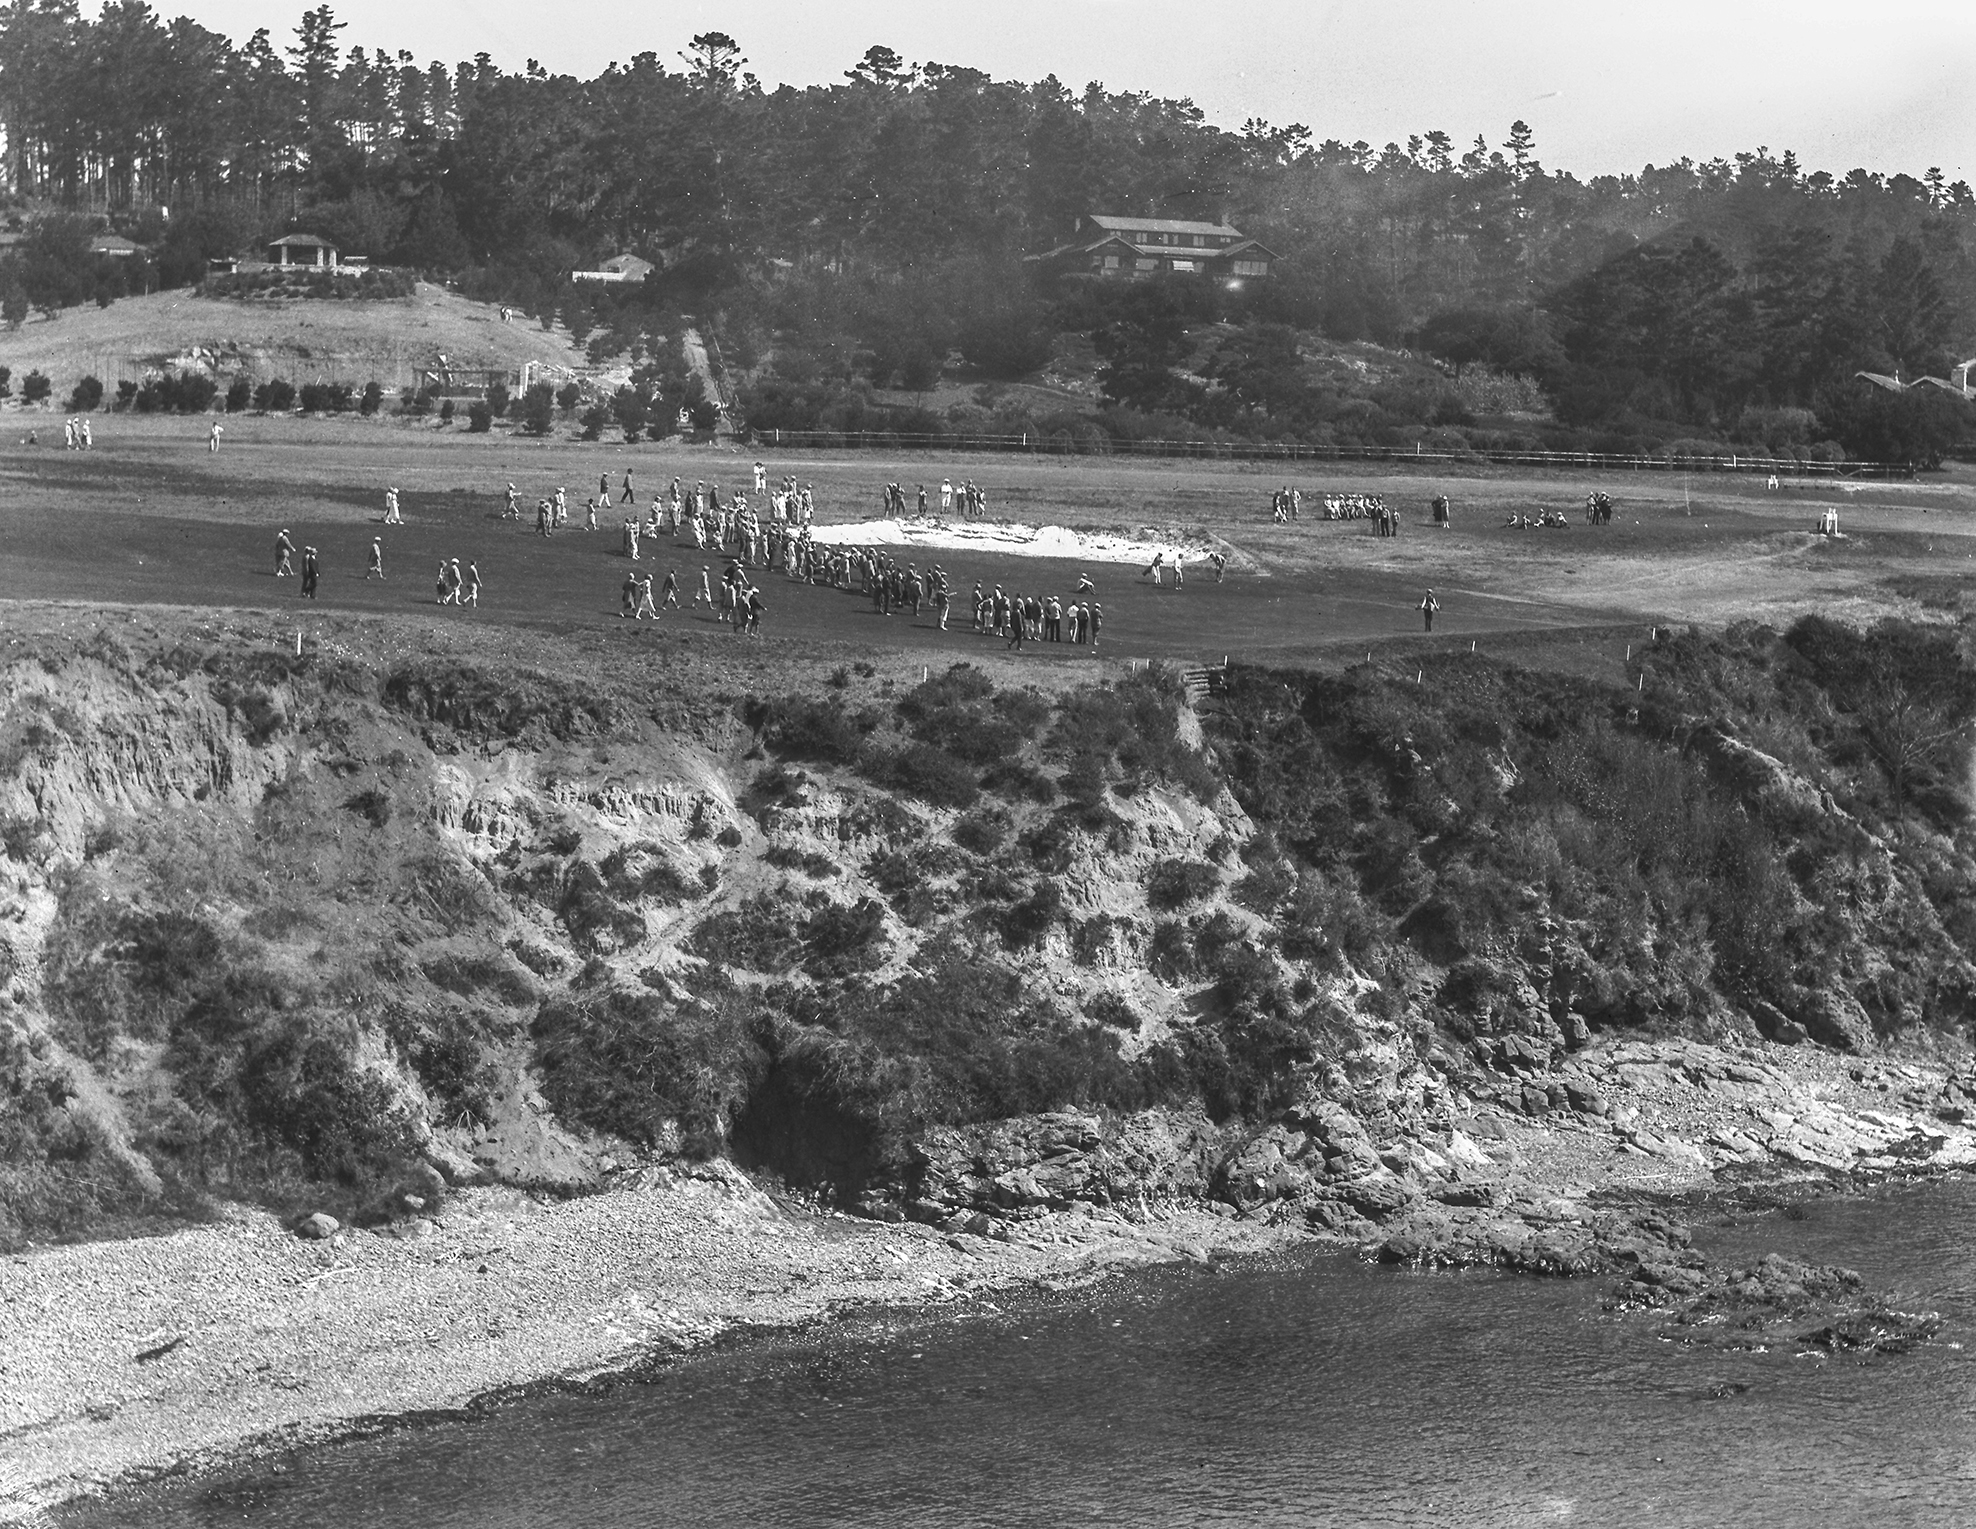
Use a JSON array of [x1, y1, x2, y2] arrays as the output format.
[[1, 6, 1972, 454]]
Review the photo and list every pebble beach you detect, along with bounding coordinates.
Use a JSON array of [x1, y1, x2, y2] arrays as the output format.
[[0, 1162, 1285, 1524]]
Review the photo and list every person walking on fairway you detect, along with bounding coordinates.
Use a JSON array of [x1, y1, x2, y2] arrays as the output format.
[[208, 421, 223, 453], [300, 546, 319, 600], [366, 537, 384, 580], [274, 528, 295, 578], [621, 471, 635, 505], [1419, 588, 1440, 632], [383, 487, 402, 524], [463, 560, 481, 607]]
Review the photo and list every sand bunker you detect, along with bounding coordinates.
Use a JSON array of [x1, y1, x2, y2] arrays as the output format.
[[807, 516, 1200, 566]]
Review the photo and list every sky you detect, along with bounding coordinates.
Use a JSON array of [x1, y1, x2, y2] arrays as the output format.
[[164, 0, 1976, 182]]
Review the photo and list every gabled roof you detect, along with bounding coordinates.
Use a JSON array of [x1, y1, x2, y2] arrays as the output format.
[[269, 232, 336, 249], [1024, 234, 1142, 263], [1218, 237, 1281, 261], [88, 234, 143, 255], [598, 253, 654, 276], [1088, 214, 1243, 238], [1910, 375, 1973, 396], [1853, 371, 1904, 392]]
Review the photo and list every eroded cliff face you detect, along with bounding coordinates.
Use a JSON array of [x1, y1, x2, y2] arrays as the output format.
[[3, 615, 1975, 1255], [0, 628, 1246, 1243]]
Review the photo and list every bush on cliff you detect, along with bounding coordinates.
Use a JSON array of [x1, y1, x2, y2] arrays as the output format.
[[532, 985, 767, 1154]]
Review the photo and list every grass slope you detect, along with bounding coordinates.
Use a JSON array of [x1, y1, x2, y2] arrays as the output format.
[[0, 284, 583, 394]]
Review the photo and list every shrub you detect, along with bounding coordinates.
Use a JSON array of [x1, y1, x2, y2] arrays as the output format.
[[1020, 813, 1078, 873], [1053, 672, 1220, 802], [1083, 990, 1140, 1029], [466, 400, 493, 432], [690, 893, 805, 972], [67, 375, 103, 412], [253, 378, 296, 413], [764, 843, 839, 878], [865, 849, 923, 894], [359, 380, 382, 416], [1070, 913, 1120, 966], [982, 758, 1058, 803], [1148, 918, 1195, 982], [297, 382, 351, 414], [1000, 880, 1064, 948], [1145, 857, 1220, 911], [803, 896, 890, 979], [599, 842, 698, 903], [554, 861, 646, 952], [747, 944, 1152, 1165], [952, 806, 1010, 855], [225, 378, 251, 412], [521, 382, 555, 435], [486, 381, 509, 417], [439, 398, 456, 426], [871, 742, 979, 809], [533, 985, 766, 1153], [21, 370, 50, 404], [579, 403, 606, 440], [896, 672, 1052, 770], [136, 371, 217, 415], [762, 695, 867, 764]]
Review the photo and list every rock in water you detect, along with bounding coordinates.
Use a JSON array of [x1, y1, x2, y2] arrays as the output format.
[[294, 1211, 340, 1240]]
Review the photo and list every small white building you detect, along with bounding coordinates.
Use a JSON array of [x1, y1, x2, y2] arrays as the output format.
[[571, 253, 655, 285]]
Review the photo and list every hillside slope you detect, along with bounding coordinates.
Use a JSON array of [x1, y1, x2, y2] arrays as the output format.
[[0, 284, 581, 395], [3, 606, 1976, 1257]]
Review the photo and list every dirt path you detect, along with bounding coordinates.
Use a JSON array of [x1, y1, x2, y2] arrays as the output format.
[[678, 326, 734, 439]]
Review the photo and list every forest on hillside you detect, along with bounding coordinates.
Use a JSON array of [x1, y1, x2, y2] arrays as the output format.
[[1, 4, 1973, 459]]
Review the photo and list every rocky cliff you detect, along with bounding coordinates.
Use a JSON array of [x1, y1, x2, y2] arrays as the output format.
[[4, 610, 1975, 1255]]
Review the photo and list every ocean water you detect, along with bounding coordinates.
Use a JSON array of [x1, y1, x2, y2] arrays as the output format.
[[69, 1182, 1976, 1529]]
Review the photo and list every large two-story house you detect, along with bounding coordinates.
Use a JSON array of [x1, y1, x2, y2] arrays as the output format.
[[1027, 214, 1279, 282]]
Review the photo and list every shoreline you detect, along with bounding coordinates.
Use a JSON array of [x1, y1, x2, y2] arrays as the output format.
[[0, 1164, 1295, 1526], [8, 1031, 1975, 1524]]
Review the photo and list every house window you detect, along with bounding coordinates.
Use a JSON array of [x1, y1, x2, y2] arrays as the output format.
[[1135, 258, 1158, 271], [1232, 260, 1267, 277], [1101, 255, 1120, 270], [1170, 259, 1198, 272]]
